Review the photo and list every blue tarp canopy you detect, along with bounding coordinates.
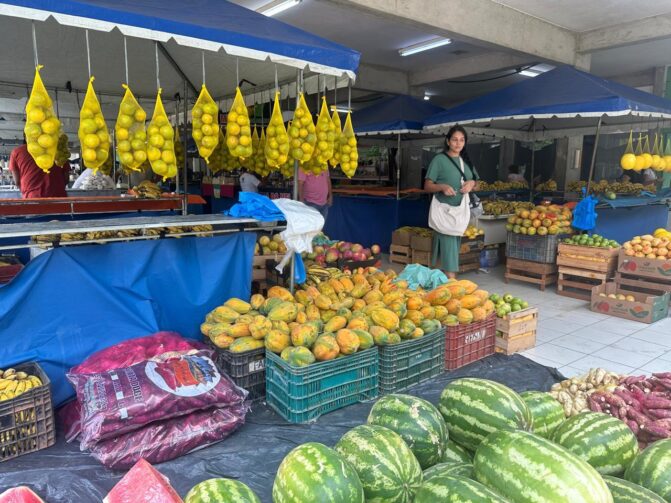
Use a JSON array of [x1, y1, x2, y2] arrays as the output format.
[[353, 94, 445, 135], [424, 65, 671, 140]]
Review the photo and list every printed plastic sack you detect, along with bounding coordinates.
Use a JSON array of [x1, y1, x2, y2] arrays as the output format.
[[339, 112, 359, 178], [252, 129, 269, 176], [90, 403, 248, 469], [79, 77, 110, 171], [192, 85, 219, 162], [103, 458, 183, 503], [24, 65, 61, 173], [60, 332, 204, 442], [265, 92, 290, 168], [652, 133, 665, 172], [115, 84, 147, 171], [288, 93, 316, 164], [329, 109, 342, 167], [225, 87, 253, 160], [147, 89, 177, 179], [55, 133, 70, 167]]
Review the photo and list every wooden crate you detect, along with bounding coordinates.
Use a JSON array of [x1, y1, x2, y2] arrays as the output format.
[[495, 330, 536, 355], [496, 307, 538, 337], [412, 249, 431, 267], [557, 266, 611, 301], [556, 243, 618, 274], [615, 271, 671, 299], [505, 258, 557, 291], [389, 244, 411, 265]]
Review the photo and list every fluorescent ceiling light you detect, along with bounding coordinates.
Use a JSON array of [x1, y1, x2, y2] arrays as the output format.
[[519, 64, 553, 78], [399, 37, 451, 57], [519, 69, 541, 77], [330, 106, 350, 113], [423, 95, 430, 101], [257, 0, 301, 17]]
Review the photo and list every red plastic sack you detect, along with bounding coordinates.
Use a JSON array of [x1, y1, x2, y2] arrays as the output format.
[[0, 487, 45, 503], [90, 403, 249, 469], [60, 331, 204, 442], [103, 459, 183, 503], [69, 350, 247, 449]]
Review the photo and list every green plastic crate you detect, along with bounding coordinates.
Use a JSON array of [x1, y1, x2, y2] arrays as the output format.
[[265, 348, 379, 423], [378, 328, 445, 395]]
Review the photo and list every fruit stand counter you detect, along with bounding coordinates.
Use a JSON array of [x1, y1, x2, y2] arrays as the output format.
[[593, 195, 670, 243]]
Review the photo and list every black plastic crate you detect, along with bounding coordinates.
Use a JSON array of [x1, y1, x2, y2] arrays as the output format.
[[505, 232, 565, 263], [207, 342, 266, 400]]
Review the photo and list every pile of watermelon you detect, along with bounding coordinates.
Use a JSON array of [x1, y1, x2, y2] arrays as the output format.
[[269, 377, 671, 503]]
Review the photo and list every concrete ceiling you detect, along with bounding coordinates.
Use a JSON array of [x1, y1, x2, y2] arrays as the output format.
[[591, 37, 671, 77]]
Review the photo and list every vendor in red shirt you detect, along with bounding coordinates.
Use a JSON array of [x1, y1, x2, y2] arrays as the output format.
[[9, 139, 69, 198]]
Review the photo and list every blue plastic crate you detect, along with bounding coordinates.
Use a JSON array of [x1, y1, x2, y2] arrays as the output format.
[[378, 328, 445, 395], [265, 347, 379, 423]]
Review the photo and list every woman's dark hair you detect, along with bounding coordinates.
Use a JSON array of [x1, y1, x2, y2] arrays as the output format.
[[444, 125, 473, 167]]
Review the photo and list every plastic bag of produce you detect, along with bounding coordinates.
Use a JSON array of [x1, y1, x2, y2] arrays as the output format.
[[329, 109, 342, 167], [79, 77, 110, 171], [265, 92, 290, 168], [288, 93, 316, 164], [24, 65, 60, 173], [147, 89, 177, 180], [55, 133, 70, 167], [339, 112, 359, 178], [225, 87, 253, 160], [90, 403, 249, 469], [103, 458, 183, 503], [115, 84, 147, 171], [192, 85, 220, 162]]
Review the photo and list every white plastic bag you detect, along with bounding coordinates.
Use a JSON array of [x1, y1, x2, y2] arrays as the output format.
[[272, 198, 324, 272]]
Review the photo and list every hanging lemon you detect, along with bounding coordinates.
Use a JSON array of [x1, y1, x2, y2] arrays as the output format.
[[25, 66, 60, 172], [288, 93, 316, 163]]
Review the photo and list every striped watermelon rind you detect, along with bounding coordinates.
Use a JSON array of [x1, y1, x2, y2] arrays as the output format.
[[551, 411, 639, 476], [423, 462, 474, 482], [439, 378, 533, 451], [272, 442, 364, 503], [335, 424, 422, 503], [414, 475, 509, 503], [185, 478, 261, 503], [474, 429, 613, 503], [602, 475, 666, 503], [442, 440, 473, 463], [367, 393, 448, 469], [625, 438, 671, 502], [520, 390, 564, 438]]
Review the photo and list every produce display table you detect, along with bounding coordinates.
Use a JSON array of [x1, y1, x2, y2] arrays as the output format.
[[0, 354, 560, 501], [593, 202, 669, 243]]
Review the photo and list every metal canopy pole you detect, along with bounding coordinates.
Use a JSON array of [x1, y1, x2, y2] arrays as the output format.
[[289, 69, 302, 294], [586, 116, 603, 195], [529, 119, 536, 202], [396, 133, 401, 200], [182, 79, 188, 215]]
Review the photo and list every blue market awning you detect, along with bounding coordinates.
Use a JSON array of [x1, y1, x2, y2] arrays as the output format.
[[424, 66, 671, 139], [353, 94, 445, 135]]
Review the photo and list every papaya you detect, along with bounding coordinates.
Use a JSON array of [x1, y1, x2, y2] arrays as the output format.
[[444, 314, 459, 326], [434, 305, 449, 322], [272, 320, 290, 334], [398, 319, 416, 339], [382, 291, 404, 306], [445, 284, 467, 300], [352, 299, 366, 311], [267, 285, 294, 302], [212, 306, 240, 323], [387, 332, 402, 344], [268, 301, 298, 322], [250, 293, 265, 310], [404, 310, 424, 325], [229, 336, 264, 353], [287, 346, 315, 367], [312, 335, 340, 361], [350, 283, 370, 299], [294, 290, 312, 306], [306, 304, 321, 321], [370, 325, 390, 345], [336, 329, 360, 355], [352, 272, 368, 285], [352, 329, 374, 350], [332, 297, 354, 310], [446, 299, 462, 315], [410, 327, 424, 339], [328, 278, 345, 294], [324, 315, 347, 332], [296, 311, 308, 324], [212, 334, 234, 349], [457, 308, 474, 324], [472, 289, 489, 303], [315, 294, 332, 310], [471, 306, 487, 322], [249, 316, 272, 340], [347, 316, 369, 331], [460, 294, 481, 310], [406, 296, 423, 311], [420, 306, 436, 320], [208, 323, 232, 338], [304, 285, 320, 299], [317, 282, 336, 297], [261, 297, 284, 315], [280, 346, 295, 362], [370, 308, 400, 331], [265, 329, 291, 353], [454, 279, 478, 295], [425, 287, 452, 306], [420, 319, 441, 334], [363, 301, 386, 314], [224, 298, 251, 314], [223, 323, 251, 338], [389, 301, 407, 319], [320, 309, 337, 323], [395, 279, 408, 289], [291, 323, 319, 348], [200, 322, 215, 337], [379, 279, 396, 294], [237, 315, 254, 325], [336, 307, 352, 321], [339, 276, 354, 292], [482, 299, 495, 315]]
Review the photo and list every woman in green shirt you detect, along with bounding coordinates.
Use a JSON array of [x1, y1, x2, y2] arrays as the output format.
[[424, 126, 479, 278]]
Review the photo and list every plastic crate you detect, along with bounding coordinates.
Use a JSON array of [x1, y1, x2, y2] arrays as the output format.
[[445, 314, 496, 370], [505, 232, 565, 263], [0, 362, 55, 463], [207, 342, 266, 400], [266, 347, 379, 423], [378, 328, 445, 394]]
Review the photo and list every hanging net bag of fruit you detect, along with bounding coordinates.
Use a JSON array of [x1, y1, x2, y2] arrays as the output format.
[[115, 84, 147, 171], [339, 112, 359, 178], [619, 130, 635, 171], [192, 85, 219, 162], [265, 92, 289, 168], [25, 65, 61, 173], [288, 93, 316, 164], [79, 78, 110, 171], [226, 88, 253, 160], [147, 89, 177, 179]]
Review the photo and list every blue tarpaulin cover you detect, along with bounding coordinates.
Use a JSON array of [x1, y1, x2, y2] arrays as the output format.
[[354, 94, 445, 135], [226, 191, 285, 222], [0, 233, 255, 406]]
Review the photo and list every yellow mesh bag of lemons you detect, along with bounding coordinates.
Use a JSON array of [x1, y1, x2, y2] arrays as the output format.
[[174, 126, 185, 170], [288, 93, 316, 164], [226, 88, 253, 160], [147, 89, 176, 179], [302, 97, 335, 175], [79, 77, 109, 171], [339, 112, 359, 178], [207, 128, 226, 174], [192, 85, 219, 161], [265, 92, 290, 168], [253, 129, 270, 176], [24, 66, 61, 172], [115, 84, 147, 171], [221, 128, 241, 172], [330, 108, 342, 168]]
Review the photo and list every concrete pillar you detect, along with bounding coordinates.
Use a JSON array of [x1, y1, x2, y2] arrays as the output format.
[[654, 66, 668, 97], [558, 136, 584, 191], [498, 139, 516, 180], [574, 52, 591, 72]]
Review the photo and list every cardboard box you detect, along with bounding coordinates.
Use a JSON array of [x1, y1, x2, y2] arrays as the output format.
[[591, 282, 670, 324], [411, 234, 433, 252], [618, 249, 671, 281]]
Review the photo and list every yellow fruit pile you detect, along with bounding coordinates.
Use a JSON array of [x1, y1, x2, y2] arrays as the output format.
[[201, 270, 494, 367], [338, 112, 358, 177], [0, 368, 43, 402], [306, 98, 336, 173], [115, 85, 147, 170], [288, 93, 316, 164], [147, 90, 176, 179], [79, 77, 109, 170], [534, 179, 558, 191], [567, 180, 656, 194], [192, 86, 220, 162], [506, 204, 573, 236], [226, 87, 253, 160], [597, 291, 636, 302], [25, 66, 61, 172], [623, 234, 670, 260], [265, 92, 290, 168], [255, 233, 287, 255], [252, 129, 271, 176], [55, 133, 70, 167], [463, 225, 484, 239], [482, 200, 534, 216], [477, 180, 528, 191]]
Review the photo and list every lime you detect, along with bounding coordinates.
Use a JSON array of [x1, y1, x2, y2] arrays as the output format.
[[116, 128, 129, 141], [82, 148, 97, 163], [117, 114, 133, 129], [37, 134, 55, 149], [147, 147, 161, 162], [134, 109, 146, 122], [25, 123, 41, 140]]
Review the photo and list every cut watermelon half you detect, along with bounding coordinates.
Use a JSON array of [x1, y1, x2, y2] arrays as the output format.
[[0, 487, 45, 503], [103, 458, 183, 503]]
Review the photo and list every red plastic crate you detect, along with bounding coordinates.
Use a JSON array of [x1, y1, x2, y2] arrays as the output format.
[[445, 313, 496, 370]]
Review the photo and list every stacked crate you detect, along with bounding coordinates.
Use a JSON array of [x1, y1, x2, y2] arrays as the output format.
[[556, 243, 618, 301]]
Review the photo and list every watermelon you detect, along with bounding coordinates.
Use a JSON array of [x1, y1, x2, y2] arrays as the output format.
[[103, 459, 183, 503], [438, 378, 532, 451], [551, 411, 638, 476], [367, 393, 448, 469], [185, 479, 260, 503], [442, 440, 473, 463], [603, 475, 666, 503], [335, 424, 422, 503], [474, 430, 613, 503], [0, 487, 45, 503], [625, 439, 671, 502], [272, 442, 364, 503], [423, 462, 474, 481], [414, 475, 509, 503], [520, 390, 564, 438]]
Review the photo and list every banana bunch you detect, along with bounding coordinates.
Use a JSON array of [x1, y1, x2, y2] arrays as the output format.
[[85, 230, 116, 241], [116, 229, 139, 238], [305, 265, 345, 286], [60, 233, 85, 242], [192, 224, 214, 237], [32, 234, 58, 244], [166, 226, 185, 238], [144, 227, 165, 239], [0, 368, 43, 402], [132, 180, 162, 200]]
